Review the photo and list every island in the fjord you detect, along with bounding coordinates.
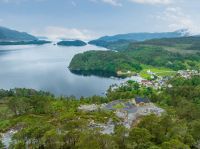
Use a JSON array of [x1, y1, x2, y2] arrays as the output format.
[[57, 40, 87, 46], [0, 26, 51, 45], [70, 35, 200, 78]]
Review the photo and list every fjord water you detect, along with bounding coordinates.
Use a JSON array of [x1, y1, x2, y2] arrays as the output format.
[[0, 44, 125, 97]]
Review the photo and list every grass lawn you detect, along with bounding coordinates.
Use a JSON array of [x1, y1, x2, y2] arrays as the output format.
[[140, 65, 176, 79]]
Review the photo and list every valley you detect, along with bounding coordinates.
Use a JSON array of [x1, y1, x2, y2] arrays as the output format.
[[0, 26, 200, 149]]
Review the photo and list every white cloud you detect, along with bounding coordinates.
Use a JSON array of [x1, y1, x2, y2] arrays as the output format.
[[129, 0, 172, 5], [32, 26, 98, 41], [156, 7, 200, 34]]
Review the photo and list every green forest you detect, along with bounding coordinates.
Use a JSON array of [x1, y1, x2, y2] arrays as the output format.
[[69, 50, 142, 77], [0, 76, 200, 149], [70, 37, 200, 77]]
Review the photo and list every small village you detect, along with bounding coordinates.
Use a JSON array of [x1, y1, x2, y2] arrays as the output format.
[[78, 69, 200, 135], [128, 69, 200, 90], [177, 69, 200, 79]]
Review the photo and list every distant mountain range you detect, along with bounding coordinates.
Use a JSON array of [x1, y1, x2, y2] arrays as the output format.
[[88, 29, 191, 48], [94, 29, 190, 42], [0, 26, 195, 48], [0, 26, 37, 42]]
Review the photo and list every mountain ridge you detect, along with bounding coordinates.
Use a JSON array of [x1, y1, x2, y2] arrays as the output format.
[[0, 26, 37, 41], [97, 29, 191, 42], [88, 29, 192, 50]]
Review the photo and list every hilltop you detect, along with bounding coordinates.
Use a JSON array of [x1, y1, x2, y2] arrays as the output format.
[[0, 26, 37, 42]]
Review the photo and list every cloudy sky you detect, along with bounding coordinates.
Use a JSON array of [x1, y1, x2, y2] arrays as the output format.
[[0, 0, 200, 40]]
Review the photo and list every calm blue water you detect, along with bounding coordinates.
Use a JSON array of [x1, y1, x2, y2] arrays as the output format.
[[0, 44, 126, 97]]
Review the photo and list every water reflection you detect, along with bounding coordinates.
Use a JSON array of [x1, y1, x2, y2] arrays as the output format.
[[0, 44, 126, 97]]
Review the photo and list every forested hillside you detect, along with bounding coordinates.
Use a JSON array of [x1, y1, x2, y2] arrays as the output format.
[[69, 50, 142, 77], [0, 76, 200, 148], [69, 36, 200, 77]]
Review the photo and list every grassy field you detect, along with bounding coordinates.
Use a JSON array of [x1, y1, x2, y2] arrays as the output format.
[[140, 65, 176, 79]]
